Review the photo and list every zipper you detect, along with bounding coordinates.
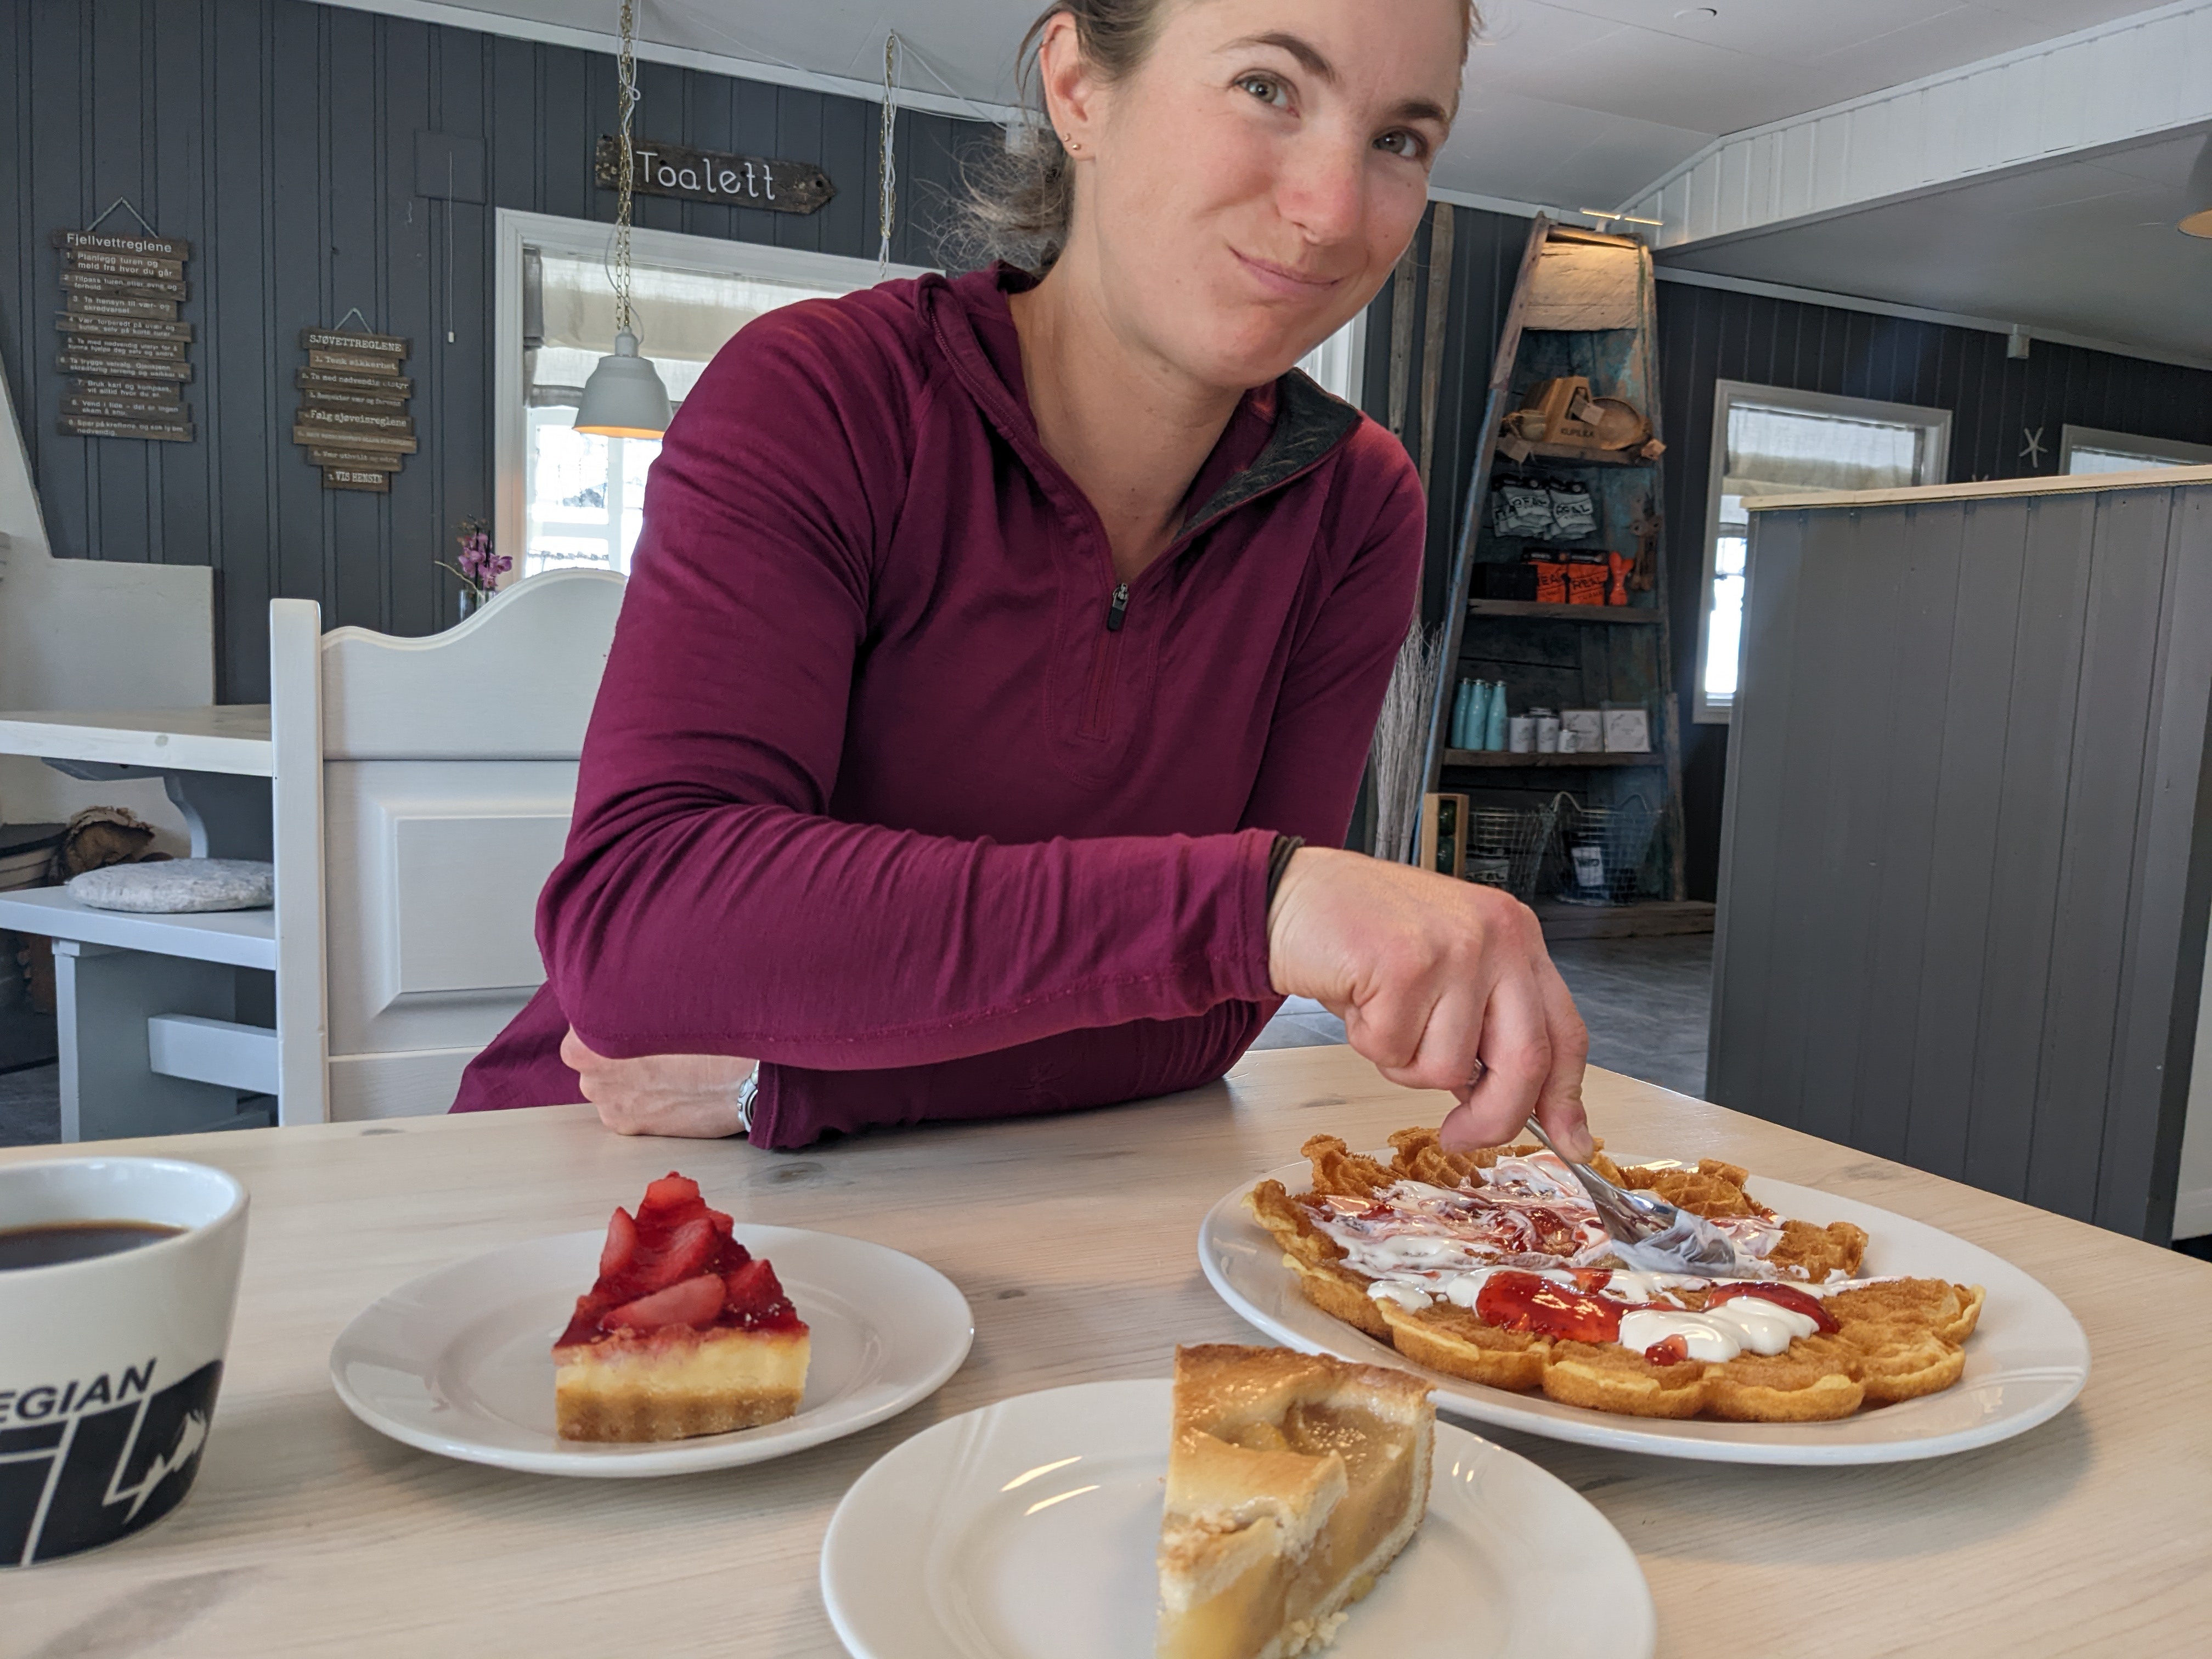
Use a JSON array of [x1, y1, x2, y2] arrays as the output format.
[[1080, 583, 1130, 738]]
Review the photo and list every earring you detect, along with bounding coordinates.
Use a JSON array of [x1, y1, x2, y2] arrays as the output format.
[[1063, 134, 1079, 151]]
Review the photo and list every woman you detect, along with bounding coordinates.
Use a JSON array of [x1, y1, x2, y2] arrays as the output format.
[[455, 0, 1594, 1161]]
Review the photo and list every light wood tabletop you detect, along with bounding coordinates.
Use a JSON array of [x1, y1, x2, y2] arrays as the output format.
[[4, 1043, 2207, 1658]]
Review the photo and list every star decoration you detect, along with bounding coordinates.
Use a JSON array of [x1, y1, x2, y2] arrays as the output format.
[[2021, 426, 2048, 468]]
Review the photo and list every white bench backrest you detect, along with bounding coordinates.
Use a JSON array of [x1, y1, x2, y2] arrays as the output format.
[[270, 570, 627, 1122]]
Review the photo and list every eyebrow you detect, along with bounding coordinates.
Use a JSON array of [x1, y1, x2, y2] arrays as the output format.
[[1225, 31, 1454, 127], [1228, 31, 1338, 83]]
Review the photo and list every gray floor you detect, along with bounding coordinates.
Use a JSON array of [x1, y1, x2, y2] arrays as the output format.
[[0, 938, 1714, 1148], [0, 1062, 60, 1148], [1547, 933, 1713, 1099], [1251, 935, 1712, 1101]]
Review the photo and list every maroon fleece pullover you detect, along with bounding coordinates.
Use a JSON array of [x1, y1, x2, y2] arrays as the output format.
[[453, 264, 1422, 1148]]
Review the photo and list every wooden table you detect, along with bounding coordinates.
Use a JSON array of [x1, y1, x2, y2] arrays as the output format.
[[5, 1045, 2208, 1657]]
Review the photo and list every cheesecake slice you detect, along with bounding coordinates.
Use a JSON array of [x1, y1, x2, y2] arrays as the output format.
[[1157, 1345, 1434, 1659], [554, 1173, 809, 1442]]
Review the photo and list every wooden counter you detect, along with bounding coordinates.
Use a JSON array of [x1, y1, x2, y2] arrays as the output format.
[[4, 1045, 2206, 1656]]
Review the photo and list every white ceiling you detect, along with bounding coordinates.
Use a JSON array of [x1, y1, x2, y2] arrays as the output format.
[[1661, 127, 2212, 362], [376, 0, 2167, 208]]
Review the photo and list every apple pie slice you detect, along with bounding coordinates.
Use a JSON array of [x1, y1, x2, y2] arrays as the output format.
[[1156, 1345, 1434, 1659]]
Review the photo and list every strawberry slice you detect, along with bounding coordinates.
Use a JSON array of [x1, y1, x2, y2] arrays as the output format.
[[598, 1206, 640, 1278], [603, 1273, 726, 1331], [599, 1216, 719, 1302], [641, 1173, 704, 1216], [723, 1257, 788, 1319], [650, 1216, 720, 1286]]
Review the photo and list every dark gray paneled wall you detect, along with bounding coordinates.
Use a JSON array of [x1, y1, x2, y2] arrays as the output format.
[[1368, 204, 2212, 901], [0, 0, 995, 699], [1710, 480, 2212, 1239], [1656, 282, 2212, 900], [1356, 205, 1522, 625]]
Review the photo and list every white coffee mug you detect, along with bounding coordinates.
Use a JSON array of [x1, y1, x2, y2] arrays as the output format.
[[0, 1158, 247, 1567]]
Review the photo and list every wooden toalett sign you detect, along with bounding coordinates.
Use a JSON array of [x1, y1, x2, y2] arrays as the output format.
[[52, 224, 196, 441], [292, 326, 415, 488], [592, 135, 833, 214]]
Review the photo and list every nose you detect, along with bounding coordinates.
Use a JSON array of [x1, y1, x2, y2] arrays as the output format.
[[1275, 125, 1366, 251]]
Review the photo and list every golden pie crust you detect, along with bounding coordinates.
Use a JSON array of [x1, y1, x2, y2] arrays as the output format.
[[554, 1323, 809, 1442], [1158, 1345, 1434, 1659]]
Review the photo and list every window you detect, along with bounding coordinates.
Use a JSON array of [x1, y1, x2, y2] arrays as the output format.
[[492, 210, 1367, 579], [1296, 315, 1366, 404], [2060, 425, 2212, 475], [494, 210, 930, 580], [1696, 383, 1951, 723]]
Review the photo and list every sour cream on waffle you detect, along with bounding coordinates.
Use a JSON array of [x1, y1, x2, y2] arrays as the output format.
[[1309, 1151, 1788, 1314]]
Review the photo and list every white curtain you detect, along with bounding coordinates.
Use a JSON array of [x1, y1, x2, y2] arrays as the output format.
[[1724, 404, 1923, 497], [525, 252, 830, 408]]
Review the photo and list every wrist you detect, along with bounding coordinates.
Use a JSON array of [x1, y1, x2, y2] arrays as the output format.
[[1265, 844, 1328, 996]]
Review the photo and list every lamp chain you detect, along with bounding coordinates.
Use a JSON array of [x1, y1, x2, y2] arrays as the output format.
[[877, 32, 899, 276], [614, 0, 638, 337]]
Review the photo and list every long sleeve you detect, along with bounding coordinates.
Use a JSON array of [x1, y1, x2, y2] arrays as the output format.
[[472, 271, 1429, 1148], [542, 303, 1281, 1075], [739, 464, 1425, 1148]]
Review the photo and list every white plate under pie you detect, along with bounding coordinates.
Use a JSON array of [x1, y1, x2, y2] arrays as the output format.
[[1199, 1159, 2090, 1466], [330, 1224, 973, 1477], [820, 1378, 1654, 1659]]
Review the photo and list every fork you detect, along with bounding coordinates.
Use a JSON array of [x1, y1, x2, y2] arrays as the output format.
[[1519, 1117, 1752, 1277]]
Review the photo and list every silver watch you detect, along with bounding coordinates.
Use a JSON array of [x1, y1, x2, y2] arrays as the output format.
[[735, 1063, 761, 1134]]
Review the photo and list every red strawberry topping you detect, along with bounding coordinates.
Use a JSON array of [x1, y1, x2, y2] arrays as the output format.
[[723, 1257, 798, 1328], [604, 1273, 726, 1331], [558, 1173, 803, 1348], [599, 1206, 639, 1278]]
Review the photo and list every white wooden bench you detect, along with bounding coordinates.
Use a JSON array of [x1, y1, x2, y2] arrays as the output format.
[[0, 569, 624, 1137]]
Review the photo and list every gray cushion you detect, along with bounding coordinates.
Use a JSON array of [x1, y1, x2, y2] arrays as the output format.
[[69, 859, 274, 913]]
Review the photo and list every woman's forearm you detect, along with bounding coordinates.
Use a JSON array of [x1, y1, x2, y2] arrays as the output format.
[[544, 799, 1278, 1070], [739, 999, 1274, 1149]]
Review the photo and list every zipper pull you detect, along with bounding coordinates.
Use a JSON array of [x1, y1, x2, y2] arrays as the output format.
[[1105, 583, 1130, 632]]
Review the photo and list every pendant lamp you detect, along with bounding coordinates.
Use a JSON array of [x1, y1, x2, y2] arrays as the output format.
[[574, 0, 672, 438]]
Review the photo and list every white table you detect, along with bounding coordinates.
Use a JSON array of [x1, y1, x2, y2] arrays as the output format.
[[2, 1044, 2205, 1657], [0, 707, 274, 1138]]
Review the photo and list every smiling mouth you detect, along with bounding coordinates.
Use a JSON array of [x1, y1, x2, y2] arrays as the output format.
[[1233, 250, 1343, 292]]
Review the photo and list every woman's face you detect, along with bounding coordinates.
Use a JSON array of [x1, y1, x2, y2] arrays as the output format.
[[1045, 0, 1463, 392]]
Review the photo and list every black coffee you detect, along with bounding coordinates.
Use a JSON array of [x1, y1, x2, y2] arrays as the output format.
[[0, 1220, 184, 1271]]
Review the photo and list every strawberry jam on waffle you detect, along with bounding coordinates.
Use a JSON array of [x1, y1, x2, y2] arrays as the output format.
[[552, 1173, 809, 1442]]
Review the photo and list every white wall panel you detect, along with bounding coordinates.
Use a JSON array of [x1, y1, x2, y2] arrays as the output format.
[[1624, 0, 2212, 246]]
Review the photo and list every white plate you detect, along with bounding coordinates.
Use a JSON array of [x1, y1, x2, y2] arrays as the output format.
[[330, 1224, 973, 1477], [821, 1378, 1654, 1659], [1200, 1159, 2090, 1466]]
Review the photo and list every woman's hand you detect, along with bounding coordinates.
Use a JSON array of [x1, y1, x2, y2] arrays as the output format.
[[560, 1028, 755, 1138], [1265, 847, 1593, 1159]]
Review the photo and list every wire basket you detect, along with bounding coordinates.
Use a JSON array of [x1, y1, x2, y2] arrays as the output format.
[[1462, 799, 1560, 901], [1552, 792, 1657, 906]]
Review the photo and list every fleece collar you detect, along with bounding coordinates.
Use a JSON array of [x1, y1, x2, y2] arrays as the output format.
[[917, 264, 1365, 542]]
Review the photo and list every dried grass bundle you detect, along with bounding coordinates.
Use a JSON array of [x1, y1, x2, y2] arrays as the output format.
[[1369, 620, 1441, 864]]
